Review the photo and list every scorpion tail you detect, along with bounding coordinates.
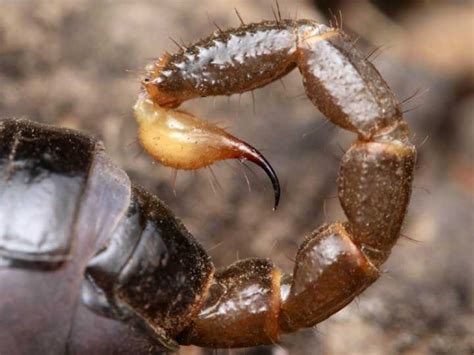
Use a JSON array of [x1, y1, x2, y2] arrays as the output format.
[[178, 23, 417, 348]]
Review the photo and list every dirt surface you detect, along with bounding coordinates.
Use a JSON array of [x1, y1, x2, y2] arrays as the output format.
[[0, 1, 473, 354]]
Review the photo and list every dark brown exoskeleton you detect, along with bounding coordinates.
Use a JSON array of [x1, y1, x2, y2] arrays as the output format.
[[0, 119, 213, 354], [0, 17, 416, 354]]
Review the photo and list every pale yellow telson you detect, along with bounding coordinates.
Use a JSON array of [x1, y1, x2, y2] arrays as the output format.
[[134, 96, 280, 206]]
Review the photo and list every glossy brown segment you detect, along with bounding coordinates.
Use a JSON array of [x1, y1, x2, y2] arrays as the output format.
[[178, 258, 281, 348], [115, 186, 214, 340], [338, 139, 416, 265], [143, 20, 306, 107], [279, 223, 379, 332], [0, 118, 95, 263], [297, 30, 402, 139], [67, 148, 168, 354]]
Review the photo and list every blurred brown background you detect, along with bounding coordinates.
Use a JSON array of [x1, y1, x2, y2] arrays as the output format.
[[0, 0, 473, 354]]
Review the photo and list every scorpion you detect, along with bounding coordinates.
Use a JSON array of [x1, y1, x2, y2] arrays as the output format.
[[0, 14, 416, 355]]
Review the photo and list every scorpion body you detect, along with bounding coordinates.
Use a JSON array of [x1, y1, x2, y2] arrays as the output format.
[[0, 17, 416, 353]]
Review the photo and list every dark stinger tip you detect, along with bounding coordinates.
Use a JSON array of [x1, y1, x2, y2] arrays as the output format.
[[240, 144, 281, 210]]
